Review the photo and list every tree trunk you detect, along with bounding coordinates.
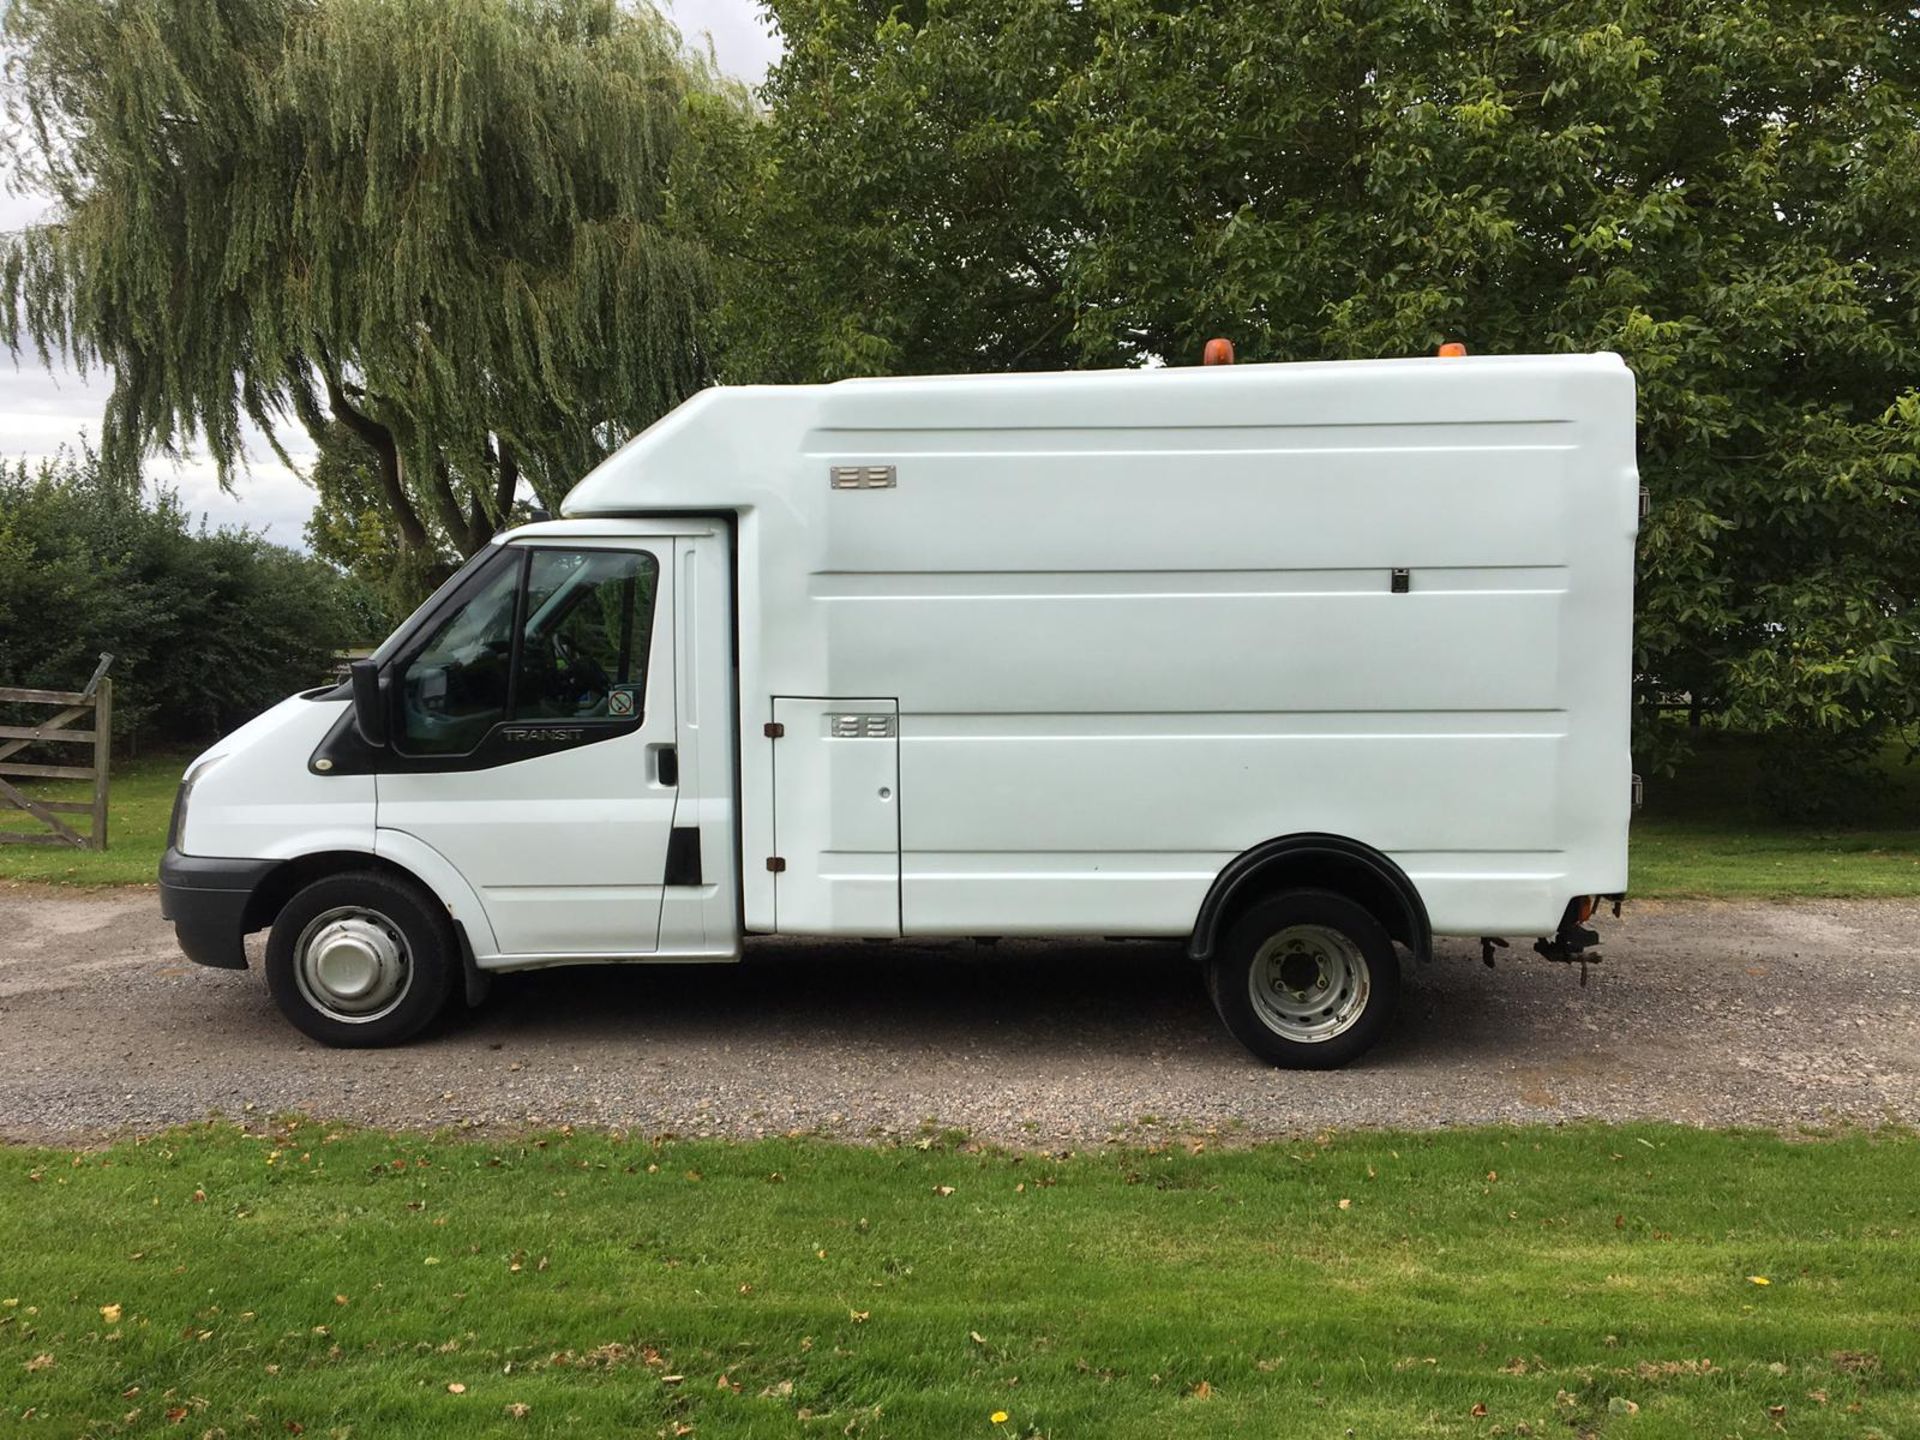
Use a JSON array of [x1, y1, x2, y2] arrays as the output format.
[[322, 371, 429, 551], [419, 450, 484, 558]]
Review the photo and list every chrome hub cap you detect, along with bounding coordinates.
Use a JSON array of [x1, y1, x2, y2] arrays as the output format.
[[1249, 924, 1370, 1043], [295, 907, 411, 1022]]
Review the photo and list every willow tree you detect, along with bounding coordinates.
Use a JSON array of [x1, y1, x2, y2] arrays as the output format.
[[2, 0, 751, 571]]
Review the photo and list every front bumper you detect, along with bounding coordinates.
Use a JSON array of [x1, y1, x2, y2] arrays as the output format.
[[158, 848, 278, 970]]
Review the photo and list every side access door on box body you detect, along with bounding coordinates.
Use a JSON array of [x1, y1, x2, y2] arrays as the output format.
[[769, 698, 900, 936]]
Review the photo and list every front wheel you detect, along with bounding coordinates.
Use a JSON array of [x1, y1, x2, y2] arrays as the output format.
[[265, 870, 456, 1047], [1206, 889, 1401, 1068]]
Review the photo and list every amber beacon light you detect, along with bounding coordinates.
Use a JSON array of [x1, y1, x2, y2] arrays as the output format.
[[1437, 341, 1468, 357], [1202, 337, 1236, 365]]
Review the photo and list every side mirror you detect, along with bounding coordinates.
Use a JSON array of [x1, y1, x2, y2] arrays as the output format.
[[349, 658, 389, 747]]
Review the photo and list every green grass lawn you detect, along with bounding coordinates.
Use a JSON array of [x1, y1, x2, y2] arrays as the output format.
[[2, 1124, 1914, 1438], [4, 732, 1919, 898], [0, 747, 190, 886], [1632, 733, 1920, 898]]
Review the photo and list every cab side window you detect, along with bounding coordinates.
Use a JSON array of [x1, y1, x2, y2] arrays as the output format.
[[397, 560, 519, 755], [396, 547, 659, 756], [514, 550, 658, 721]]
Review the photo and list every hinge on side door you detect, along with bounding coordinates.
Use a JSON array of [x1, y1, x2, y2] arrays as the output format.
[[766, 856, 786, 873], [763, 721, 784, 739]]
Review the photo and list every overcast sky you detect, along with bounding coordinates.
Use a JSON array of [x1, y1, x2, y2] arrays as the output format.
[[0, 0, 782, 548]]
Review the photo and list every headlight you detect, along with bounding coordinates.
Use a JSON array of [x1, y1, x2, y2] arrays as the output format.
[[169, 756, 223, 854]]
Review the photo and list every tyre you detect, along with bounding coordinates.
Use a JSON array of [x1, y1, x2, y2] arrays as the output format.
[[264, 870, 456, 1047], [1206, 889, 1401, 1068]]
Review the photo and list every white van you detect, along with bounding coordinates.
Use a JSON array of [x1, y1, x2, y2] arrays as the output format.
[[160, 352, 1637, 1067]]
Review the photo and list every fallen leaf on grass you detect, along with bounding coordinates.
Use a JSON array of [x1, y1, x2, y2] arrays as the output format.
[[101, 1303, 122, 1324], [1470, 1402, 1488, 1418], [1191, 1381, 1213, 1400], [504, 1402, 531, 1419], [761, 1380, 794, 1399], [849, 1310, 870, 1324], [933, 1186, 955, 1197], [1768, 1405, 1786, 1419], [446, 1383, 466, 1395], [1747, 1276, 1770, 1286], [165, 1407, 188, 1424], [970, 1331, 987, 1345], [1607, 1397, 1639, 1416], [25, 1353, 54, 1372]]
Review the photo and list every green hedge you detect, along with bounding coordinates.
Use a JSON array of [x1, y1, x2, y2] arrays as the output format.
[[0, 451, 386, 745]]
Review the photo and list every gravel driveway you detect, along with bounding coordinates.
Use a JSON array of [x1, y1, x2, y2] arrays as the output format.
[[1, 886, 1916, 1145]]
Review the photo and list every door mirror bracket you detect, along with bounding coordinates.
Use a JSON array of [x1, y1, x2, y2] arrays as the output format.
[[349, 658, 390, 748]]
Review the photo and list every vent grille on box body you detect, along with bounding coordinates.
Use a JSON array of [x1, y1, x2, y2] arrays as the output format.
[[830, 465, 896, 490]]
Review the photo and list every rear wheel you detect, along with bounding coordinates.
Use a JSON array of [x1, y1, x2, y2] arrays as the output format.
[[265, 871, 455, 1047], [1206, 889, 1401, 1068]]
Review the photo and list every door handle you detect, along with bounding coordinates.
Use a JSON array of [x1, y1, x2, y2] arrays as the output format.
[[653, 744, 679, 787]]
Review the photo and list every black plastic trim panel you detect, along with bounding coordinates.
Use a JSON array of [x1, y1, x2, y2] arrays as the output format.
[[664, 825, 703, 886], [309, 705, 644, 775], [158, 848, 278, 970]]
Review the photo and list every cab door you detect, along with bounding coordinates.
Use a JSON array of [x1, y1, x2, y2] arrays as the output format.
[[376, 537, 678, 956]]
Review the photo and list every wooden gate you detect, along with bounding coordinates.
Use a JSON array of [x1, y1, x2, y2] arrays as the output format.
[[0, 655, 115, 851]]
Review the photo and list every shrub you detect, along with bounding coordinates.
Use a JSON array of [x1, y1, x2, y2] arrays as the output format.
[[0, 450, 382, 746]]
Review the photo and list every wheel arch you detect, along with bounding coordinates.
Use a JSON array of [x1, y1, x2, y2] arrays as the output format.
[[240, 848, 491, 1006], [240, 850, 437, 938], [1189, 834, 1431, 964]]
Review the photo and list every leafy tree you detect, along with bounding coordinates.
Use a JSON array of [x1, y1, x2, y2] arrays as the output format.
[[0, 450, 378, 744], [3, 0, 752, 567], [743, 0, 1920, 782], [724, 0, 1094, 380]]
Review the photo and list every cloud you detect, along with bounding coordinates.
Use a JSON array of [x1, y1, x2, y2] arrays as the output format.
[[667, 0, 783, 82], [0, 362, 323, 545]]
